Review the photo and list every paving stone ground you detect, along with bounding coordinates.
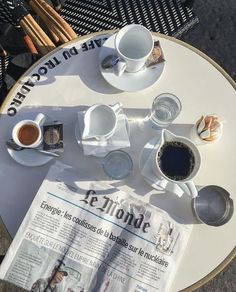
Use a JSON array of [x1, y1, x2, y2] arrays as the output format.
[[182, 1, 236, 291], [182, 0, 236, 81]]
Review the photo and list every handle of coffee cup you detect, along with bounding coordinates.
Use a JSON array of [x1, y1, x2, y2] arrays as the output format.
[[178, 181, 198, 198], [34, 113, 46, 126], [114, 59, 126, 76], [111, 102, 123, 115], [161, 179, 184, 198]]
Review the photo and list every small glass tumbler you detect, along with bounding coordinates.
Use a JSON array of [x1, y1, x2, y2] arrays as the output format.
[[102, 150, 133, 180], [149, 93, 182, 128]]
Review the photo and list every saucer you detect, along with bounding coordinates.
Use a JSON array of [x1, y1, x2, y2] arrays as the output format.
[[75, 112, 130, 157], [7, 112, 54, 167], [7, 147, 53, 167], [99, 34, 165, 92]]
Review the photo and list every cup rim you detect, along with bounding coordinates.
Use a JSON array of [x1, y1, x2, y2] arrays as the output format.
[[84, 104, 118, 139], [150, 93, 182, 127], [153, 92, 182, 110], [154, 136, 201, 183], [102, 150, 133, 179], [115, 24, 154, 62], [12, 119, 42, 148]]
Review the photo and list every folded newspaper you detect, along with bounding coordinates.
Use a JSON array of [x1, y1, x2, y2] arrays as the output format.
[[0, 162, 192, 292]]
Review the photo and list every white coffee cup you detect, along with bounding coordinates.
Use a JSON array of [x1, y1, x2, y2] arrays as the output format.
[[12, 113, 46, 148], [152, 129, 201, 198], [82, 102, 123, 140], [114, 24, 154, 75]]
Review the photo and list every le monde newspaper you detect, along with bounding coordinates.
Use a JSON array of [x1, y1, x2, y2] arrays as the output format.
[[0, 162, 192, 292]]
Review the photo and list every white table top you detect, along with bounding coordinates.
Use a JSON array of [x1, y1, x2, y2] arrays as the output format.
[[0, 31, 235, 291]]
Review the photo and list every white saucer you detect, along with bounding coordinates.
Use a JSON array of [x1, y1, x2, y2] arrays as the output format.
[[7, 147, 53, 167], [75, 112, 130, 158], [99, 34, 165, 92], [6, 112, 54, 167]]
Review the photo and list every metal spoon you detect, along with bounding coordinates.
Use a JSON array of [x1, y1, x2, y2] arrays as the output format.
[[6, 139, 60, 157], [101, 55, 119, 69]]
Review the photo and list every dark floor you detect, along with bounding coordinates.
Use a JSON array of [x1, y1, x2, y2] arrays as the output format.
[[182, 0, 236, 81], [182, 1, 236, 291]]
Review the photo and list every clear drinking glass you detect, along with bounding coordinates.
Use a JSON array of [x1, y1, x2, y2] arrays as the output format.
[[149, 93, 182, 128], [102, 150, 133, 180]]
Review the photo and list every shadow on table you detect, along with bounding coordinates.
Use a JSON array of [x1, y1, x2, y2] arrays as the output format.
[[0, 105, 198, 232], [12, 34, 124, 95]]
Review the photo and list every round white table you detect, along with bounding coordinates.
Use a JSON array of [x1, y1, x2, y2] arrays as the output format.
[[0, 31, 235, 291]]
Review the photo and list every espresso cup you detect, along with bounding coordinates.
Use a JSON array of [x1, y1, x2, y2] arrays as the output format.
[[152, 129, 201, 198], [82, 102, 123, 140], [114, 24, 154, 74], [12, 113, 46, 148]]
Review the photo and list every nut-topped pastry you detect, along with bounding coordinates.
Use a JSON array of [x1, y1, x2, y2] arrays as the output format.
[[191, 114, 224, 144]]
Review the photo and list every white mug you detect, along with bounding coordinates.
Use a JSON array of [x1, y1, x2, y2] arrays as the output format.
[[82, 102, 123, 140], [114, 24, 154, 75], [12, 113, 46, 148], [152, 129, 201, 198]]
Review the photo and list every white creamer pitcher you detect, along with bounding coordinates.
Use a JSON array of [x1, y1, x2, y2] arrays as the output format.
[[82, 102, 123, 140], [152, 129, 201, 198]]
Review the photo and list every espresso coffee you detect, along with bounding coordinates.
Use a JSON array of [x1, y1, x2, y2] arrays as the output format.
[[18, 124, 39, 145], [157, 141, 195, 181]]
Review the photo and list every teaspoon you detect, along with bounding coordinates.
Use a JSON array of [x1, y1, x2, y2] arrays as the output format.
[[6, 139, 60, 157], [101, 55, 119, 69]]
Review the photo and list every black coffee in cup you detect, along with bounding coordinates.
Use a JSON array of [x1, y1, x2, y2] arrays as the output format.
[[18, 124, 39, 145], [157, 141, 195, 181]]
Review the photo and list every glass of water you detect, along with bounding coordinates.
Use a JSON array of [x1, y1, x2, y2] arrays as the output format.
[[149, 93, 182, 128], [102, 150, 133, 180]]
